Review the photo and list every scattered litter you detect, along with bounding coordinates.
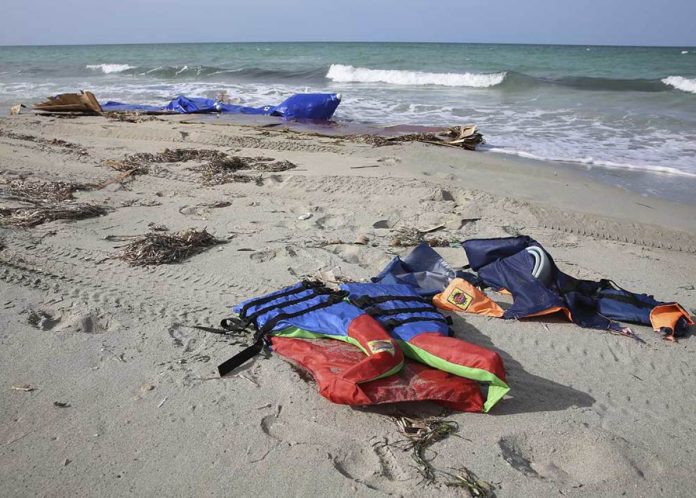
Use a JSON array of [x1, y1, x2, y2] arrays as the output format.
[[53, 401, 70, 408], [298, 213, 312, 220], [354, 234, 369, 245], [11, 385, 35, 392], [140, 384, 155, 392], [63, 459, 71, 466], [349, 125, 485, 151], [157, 397, 168, 408], [116, 228, 224, 266], [33, 91, 103, 115]]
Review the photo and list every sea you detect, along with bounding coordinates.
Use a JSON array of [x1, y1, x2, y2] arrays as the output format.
[[1, 42, 695, 195]]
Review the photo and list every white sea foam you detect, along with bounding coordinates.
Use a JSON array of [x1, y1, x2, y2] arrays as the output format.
[[486, 146, 696, 178], [325, 64, 506, 88], [86, 64, 135, 74], [662, 75, 696, 94]]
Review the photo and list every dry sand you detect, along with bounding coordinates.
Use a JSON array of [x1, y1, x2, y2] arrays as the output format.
[[1, 114, 695, 497]]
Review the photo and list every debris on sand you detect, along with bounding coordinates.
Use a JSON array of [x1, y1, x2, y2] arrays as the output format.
[[390, 417, 495, 496], [33, 91, 102, 115], [389, 227, 458, 247], [11, 385, 35, 392], [0, 203, 108, 228], [197, 155, 294, 185], [126, 148, 227, 164], [0, 129, 88, 155], [116, 228, 224, 266], [349, 125, 485, 151], [0, 177, 87, 204], [101, 148, 296, 186], [104, 112, 159, 123]]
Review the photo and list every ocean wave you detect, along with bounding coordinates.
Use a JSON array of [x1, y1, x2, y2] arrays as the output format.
[[326, 64, 506, 88], [486, 146, 696, 178], [662, 76, 696, 94], [86, 64, 136, 74]]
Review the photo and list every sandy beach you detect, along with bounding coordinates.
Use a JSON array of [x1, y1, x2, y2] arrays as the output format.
[[1, 113, 695, 497]]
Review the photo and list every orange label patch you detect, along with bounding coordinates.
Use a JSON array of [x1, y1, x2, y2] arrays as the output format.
[[447, 288, 473, 311]]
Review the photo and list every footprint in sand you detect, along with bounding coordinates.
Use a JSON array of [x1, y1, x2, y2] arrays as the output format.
[[498, 427, 658, 488]]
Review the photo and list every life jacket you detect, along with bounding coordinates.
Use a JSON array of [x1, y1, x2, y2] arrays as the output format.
[[215, 280, 503, 412], [269, 336, 486, 412], [451, 236, 694, 340], [341, 282, 509, 413], [217, 281, 404, 405]]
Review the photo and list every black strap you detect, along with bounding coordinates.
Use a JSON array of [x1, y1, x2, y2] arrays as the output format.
[[383, 315, 451, 330], [350, 294, 429, 308], [217, 291, 347, 377], [189, 324, 234, 335], [243, 286, 334, 328], [258, 292, 346, 336], [364, 305, 439, 317], [237, 280, 322, 319], [217, 339, 265, 377]]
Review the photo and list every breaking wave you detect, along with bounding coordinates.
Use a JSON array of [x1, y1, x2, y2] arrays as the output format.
[[86, 64, 135, 74], [326, 64, 507, 88], [662, 76, 696, 94]]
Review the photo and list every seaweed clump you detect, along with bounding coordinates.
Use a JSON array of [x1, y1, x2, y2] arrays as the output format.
[[117, 228, 223, 266]]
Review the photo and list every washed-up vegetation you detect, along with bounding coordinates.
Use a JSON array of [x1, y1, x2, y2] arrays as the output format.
[[116, 228, 223, 266]]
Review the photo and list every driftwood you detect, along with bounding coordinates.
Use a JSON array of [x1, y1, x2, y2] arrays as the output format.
[[33, 91, 102, 115]]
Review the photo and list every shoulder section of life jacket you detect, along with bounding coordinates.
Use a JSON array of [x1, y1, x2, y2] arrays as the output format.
[[650, 303, 694, 341], [433, 278, 504, 318]]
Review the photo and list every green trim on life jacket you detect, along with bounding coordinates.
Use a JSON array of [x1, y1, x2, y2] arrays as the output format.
[[396, 340, 509, 413], [273, 326, 403, 382]]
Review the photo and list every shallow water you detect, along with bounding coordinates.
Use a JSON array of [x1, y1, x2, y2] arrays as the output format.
[[1, 42, 695, 179]]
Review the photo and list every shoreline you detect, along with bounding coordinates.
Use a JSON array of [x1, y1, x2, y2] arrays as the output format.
[[178, 113, 696, 206], [1, 113, 695, 496]]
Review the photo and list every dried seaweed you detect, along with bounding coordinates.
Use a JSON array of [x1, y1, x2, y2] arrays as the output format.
[[389, 417, 495, 496], [0, 203, 108, 228], [127, 148, 227, 164], [0, 129, 88, 155], [389, 227, 458, 247], [104, 112, 159, 123], [197, 155, 293, 185], [0, 177, 87, 204], [117, 228, 223, 266]]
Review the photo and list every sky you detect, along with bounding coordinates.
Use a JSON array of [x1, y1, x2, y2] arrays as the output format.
[[2, 0, 695, 47]]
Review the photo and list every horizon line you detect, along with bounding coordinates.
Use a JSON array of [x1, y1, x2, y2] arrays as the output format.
[[1, 40, 694, 49]]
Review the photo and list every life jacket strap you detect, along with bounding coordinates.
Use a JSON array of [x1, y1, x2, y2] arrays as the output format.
[[350, 294, 429, 308], [364, 305, 441, 317], [217, 338, 265, 377], [237, 280, 323, 320], [383, 315, 452, 331], [243, 286, 335, 329], [217, 291, 348, 377]]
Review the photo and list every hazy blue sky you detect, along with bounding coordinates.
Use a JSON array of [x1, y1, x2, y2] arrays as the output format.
[[2, 0, 695, 46]]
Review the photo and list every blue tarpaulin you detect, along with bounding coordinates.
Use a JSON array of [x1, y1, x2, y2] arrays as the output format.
[[101, 93, 341, 120]]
